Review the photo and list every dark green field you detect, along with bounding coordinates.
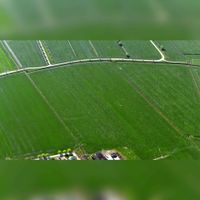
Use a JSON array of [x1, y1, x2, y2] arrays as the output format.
[[0, 40, 200, 159]]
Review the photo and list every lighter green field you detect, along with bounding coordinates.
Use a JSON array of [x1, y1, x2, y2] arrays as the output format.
[[0, 42, 16, 72], [157, 40, 200, 62], [6, 40, 46, 67]]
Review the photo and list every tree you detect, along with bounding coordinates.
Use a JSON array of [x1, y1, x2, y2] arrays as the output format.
[[118, 41, 123, 47], [160, 45, 166, 51], [67, 148, 72, 153]]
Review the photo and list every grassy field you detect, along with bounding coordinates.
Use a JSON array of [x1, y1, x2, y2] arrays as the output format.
[[0, 62, 199, 159], [41, 40, 76, 64], [42, 40, 98, 64], [91, 41, 125, 58], [0, 40, 200, 159], [0, 42, 16, 72], [192, 59, 200, 65], [30, 63, 191, 159], [122, 40, 160, 59], [0, 73, 75, 159], [156, 40, 200, 62], [119, 63, 200, 135], [6, 40, 46, 67]]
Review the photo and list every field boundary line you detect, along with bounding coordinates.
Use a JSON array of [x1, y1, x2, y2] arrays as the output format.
[[153, 154, 170, 160], [128, 80, 182, 135], [0, 41, 19, 71], [120, 70, 183, 136], [37, 40, 51, 66], [121, 70, 200, 151], [89, 40, 99, 57], [188, 67, 200, 100], [117, 41, 130, 58], [25, 73, 77, 141], [153, 145, 200, 160], [2, 40, 23, 69], [121, 45, 129, 58], [68, 41, 77, 57]]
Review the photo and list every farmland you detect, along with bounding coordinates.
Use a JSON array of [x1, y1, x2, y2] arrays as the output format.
[[0, 42, 16, 72], [156, 40, 200, 62], [0, 40, 200, 160], [5, 40, 46, 67]]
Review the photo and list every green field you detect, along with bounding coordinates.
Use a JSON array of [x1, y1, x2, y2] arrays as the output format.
[[157, 40, 200, 62], [0, 40, 200, 159], [6, 40, 46, 67], [0, 42, 16, 72], [42, 40, 98, 64], [192, 59, 200, 65], [122, 40, 160, 59], [91, 41, 125, 58], [41, 40, 76, 64], [31, 63, 193, 159], [0, 73, 75, 158]]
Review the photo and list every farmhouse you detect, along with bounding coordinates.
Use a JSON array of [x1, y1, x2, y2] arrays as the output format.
[[34, 148, 123, 160]]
